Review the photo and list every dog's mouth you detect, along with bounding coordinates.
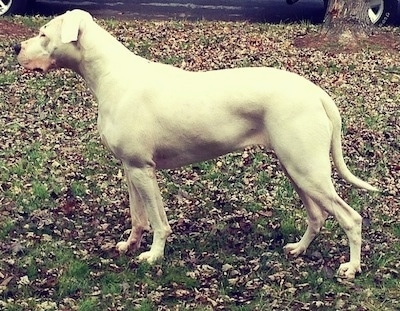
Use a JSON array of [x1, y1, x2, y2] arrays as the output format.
[[20, 64, 48, 74], [32, 67, 45, 73], [17, 56, 56, 73]]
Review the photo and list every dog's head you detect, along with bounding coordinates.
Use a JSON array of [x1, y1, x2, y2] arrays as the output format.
[[14, 9, 93, 72]]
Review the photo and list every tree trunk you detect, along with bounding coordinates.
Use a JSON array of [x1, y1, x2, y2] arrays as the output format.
[[322, 0, 373, 46], [294, 0, 397, 53]]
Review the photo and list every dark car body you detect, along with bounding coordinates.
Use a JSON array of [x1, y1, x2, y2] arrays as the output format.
[[0, 0, 398, 25]]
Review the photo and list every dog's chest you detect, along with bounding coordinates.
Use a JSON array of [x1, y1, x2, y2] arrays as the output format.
[[97, 114, 118, 157], [97, 111, 150, 165], [100, 133, 114, 154]]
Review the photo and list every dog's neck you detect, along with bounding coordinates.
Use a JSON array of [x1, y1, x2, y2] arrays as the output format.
[[75, 21, 134, 94]]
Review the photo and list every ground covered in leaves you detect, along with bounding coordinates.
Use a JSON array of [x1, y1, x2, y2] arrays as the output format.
[[0, 15, 399, 311]]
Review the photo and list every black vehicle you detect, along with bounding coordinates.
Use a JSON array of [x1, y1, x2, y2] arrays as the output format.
[[1, 0, 31, 16], [0, 0, 398, 25]]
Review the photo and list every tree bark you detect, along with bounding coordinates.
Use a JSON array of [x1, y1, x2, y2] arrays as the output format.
[[322, 0, 373, 46], [294, 0, 397, 52]]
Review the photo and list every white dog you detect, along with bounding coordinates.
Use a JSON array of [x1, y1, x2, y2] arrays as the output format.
[[14, 9, 378, 279]]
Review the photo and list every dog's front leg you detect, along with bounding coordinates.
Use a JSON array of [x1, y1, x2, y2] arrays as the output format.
[[116, 165, 150, 254], [122, 164, 172, 264]]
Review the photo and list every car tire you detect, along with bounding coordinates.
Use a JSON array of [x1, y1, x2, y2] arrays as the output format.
[[0, 0, 29, 16], [368, 0, 398, 26], [323, 0, 398, 25]]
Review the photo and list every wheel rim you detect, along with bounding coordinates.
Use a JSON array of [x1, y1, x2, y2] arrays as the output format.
[[368, 0, 385, 23], [0, 0, 12, 15]]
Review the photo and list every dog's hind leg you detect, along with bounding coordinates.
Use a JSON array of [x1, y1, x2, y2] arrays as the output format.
[[310, 190, 362, 279], [269, 106, 362, 278], [283, 177, 329, 257], [122, 165, 172, 264], [281, 160, 362, 279]]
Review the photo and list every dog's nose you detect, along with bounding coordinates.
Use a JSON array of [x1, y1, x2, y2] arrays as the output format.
[[13, 43, 21, 55]]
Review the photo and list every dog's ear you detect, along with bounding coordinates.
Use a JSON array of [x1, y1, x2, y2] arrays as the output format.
[[60, 10, 93, 44]]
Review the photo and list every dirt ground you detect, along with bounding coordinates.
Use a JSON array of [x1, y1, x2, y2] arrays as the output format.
[[0, 20, 34, 39]]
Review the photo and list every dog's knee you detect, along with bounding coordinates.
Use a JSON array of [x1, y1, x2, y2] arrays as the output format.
[[336, 207, 362, 234], [154, 225, 172, 241], [307, 216, 325, 235]]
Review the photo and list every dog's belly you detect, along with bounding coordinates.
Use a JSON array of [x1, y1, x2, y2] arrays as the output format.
[[152, 124, 267, 169], [153, 146, 254, 169], [153, 142, 247, 169]]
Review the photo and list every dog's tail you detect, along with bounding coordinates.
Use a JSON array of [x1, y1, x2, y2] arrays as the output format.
[[321, 93, 379, 192]]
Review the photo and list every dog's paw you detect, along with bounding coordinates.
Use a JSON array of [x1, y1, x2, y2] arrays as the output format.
[[116, 241, 130, 254], [137, 251, 163, 264], [337, 262, 361, 280], [283, 242, 306, 258]]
